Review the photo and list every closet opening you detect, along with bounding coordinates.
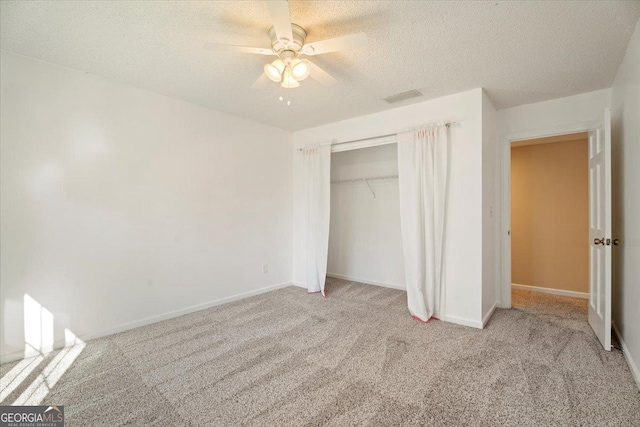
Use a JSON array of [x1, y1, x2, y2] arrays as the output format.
[[327, 143, 406, 291]]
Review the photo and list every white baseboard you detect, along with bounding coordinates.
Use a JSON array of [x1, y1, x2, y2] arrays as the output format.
[[0, 281, 293, 365], [511, 283, 589, 299], [442, 314, 483, 329], [612, 322, 640, 391], [291, 281, 306, 289], [326, 272, 406, 291], [482, 301, 498, 328]]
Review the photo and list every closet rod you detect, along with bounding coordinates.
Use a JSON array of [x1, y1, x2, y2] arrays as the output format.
[[330, 174, 399, 184], [298, 121, 456, 152]]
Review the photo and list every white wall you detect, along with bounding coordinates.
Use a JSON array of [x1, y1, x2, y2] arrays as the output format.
[[498, 89, 612, 138], [328, 144, 405, 289], [611, 18, 640, 388], [481, 91, 499, 322], [496, 88, 611, 306], [293, 89, 485, 328], [0, 52, 293, 362]]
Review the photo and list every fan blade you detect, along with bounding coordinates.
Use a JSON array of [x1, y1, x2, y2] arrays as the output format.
[[203, 43, 275, 55], [309, 61, 337, 86], [302, 33, 367, 56], [266, 0, 293, 45], [251, 73, 271, 90]]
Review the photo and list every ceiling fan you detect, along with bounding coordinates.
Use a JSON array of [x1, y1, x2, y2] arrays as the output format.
[[203, 0, 367, 89]]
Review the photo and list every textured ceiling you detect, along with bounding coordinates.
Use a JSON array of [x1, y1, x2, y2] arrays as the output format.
[[1, 1, 639, 131]]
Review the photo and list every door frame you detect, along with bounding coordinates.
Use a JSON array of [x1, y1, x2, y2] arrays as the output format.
[[499, 120, 600, 308]]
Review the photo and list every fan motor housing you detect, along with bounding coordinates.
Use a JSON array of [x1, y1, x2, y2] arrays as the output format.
[[269, 23, 307, 53]]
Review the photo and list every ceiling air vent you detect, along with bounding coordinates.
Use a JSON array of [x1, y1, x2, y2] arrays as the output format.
[[383, 89, 423, 104]]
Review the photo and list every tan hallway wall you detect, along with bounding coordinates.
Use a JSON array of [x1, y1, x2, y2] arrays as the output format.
[[511, 136, 589, 294]]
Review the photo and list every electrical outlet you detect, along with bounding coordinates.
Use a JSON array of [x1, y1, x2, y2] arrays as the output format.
[[262, 263, 268, 274]]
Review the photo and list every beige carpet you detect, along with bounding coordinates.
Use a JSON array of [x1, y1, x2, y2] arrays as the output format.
[[2, 279, 639, 426]]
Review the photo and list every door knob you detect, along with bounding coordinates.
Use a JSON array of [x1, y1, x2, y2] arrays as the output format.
[[594, 238, 605, 245], [613, 238, 621, 246]]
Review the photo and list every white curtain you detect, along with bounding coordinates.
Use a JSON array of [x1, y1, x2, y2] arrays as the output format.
[[397, 125, 448, 322], [302, 146, 331, 295]]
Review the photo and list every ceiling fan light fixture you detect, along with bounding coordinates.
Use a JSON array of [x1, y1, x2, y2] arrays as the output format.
[[204, 4, 368, 92], [264, 59, 285, 82], [291, 59, 311, 81], [281, 67, 300, 88]]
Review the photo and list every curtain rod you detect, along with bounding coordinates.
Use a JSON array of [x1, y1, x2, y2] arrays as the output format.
[[297, 121, 457, 152]]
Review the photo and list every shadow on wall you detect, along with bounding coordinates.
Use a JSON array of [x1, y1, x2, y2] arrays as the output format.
[[0, 295, 85, 405], [483, 87, 571, 110], [610, 108, 626, 330]]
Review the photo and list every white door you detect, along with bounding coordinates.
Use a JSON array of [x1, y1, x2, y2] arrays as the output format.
[[588, 108, 612, 351]]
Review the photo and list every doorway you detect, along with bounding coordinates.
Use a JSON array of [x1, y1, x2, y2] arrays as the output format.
[[500, 109, 613, 350], [510, 132, 589, 302]]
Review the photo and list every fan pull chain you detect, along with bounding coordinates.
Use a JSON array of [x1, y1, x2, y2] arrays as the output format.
[[277, 86, 292, 106]]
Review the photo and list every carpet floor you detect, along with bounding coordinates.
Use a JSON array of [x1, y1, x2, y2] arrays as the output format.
[[2, 279, 639, 426]]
